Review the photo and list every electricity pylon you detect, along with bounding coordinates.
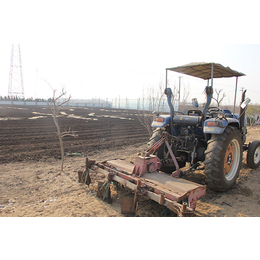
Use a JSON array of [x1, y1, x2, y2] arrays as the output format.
[[8, 44, 25, 98]]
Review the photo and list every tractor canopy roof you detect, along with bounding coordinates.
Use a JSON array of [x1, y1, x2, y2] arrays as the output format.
[[167, 62, 245, 80]]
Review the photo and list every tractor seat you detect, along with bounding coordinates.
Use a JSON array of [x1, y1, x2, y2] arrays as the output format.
[[223, 109, 234, 118]]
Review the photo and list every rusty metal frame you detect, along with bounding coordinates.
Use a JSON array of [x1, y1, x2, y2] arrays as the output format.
[[94, 162, 205, 217], [145, 131, 182, 177]]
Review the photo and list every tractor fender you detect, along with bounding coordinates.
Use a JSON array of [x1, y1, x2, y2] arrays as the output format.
[[203, 118, 240, 134], [151, 115, 171, 128]]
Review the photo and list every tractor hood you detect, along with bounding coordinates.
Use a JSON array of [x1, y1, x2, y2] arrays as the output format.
[[167, 62, 245, 80]]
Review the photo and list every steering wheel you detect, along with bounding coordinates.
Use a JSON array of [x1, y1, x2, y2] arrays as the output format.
[[207, 106, 221, 112]]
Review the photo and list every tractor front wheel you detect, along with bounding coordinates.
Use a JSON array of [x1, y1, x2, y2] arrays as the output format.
[[204, 126, 243, 191], [247, 140, 260, 169]]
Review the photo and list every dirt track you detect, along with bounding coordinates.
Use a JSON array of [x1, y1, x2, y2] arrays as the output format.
[[0, 105, 260, 217]]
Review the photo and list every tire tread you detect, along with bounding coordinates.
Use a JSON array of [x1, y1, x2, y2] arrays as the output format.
[[204, 126, 242, 191]]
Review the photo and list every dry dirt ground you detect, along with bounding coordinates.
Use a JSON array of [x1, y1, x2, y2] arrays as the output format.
[[0, 105, 260, 217]]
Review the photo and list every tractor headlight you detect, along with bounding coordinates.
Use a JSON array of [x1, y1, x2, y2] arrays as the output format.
[[207, 121, 219, 126], [156, 117, 164, 122]]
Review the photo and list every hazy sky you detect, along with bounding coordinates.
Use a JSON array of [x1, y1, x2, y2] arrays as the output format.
[[1, 0, 260, 105]]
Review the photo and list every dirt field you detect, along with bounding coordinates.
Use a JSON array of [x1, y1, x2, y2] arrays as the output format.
[[0, 105, 260, 217]]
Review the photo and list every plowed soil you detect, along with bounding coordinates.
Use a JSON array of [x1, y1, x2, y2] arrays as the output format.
[[1, 105, 260, 217], [0, 106, 148, 163]]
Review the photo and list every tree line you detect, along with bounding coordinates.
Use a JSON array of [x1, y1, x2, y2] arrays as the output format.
[[0, 96, 53, 102]]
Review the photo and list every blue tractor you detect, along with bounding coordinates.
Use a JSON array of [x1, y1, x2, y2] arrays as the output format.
[[149, 62, 260, 191]]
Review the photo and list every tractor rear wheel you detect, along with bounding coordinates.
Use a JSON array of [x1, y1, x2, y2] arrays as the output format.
[[149, 128, 168, 159], [204, 126, 243, 191], [149, 127, 176, 173]]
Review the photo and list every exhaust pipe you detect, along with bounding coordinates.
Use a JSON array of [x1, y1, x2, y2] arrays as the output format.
[[239, 90, 247, 129]]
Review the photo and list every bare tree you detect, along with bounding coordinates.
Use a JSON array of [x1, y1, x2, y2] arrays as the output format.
[[137, 78, 192, 137], [48, 88, 78, 172], [137, 81, 166, 137], [137, 91, 154, 137], [178, 82, 190, 111], [212, 88, 226, 107]]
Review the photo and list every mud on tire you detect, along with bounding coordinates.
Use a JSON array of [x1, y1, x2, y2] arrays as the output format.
[[204, 126, 243, 191]]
